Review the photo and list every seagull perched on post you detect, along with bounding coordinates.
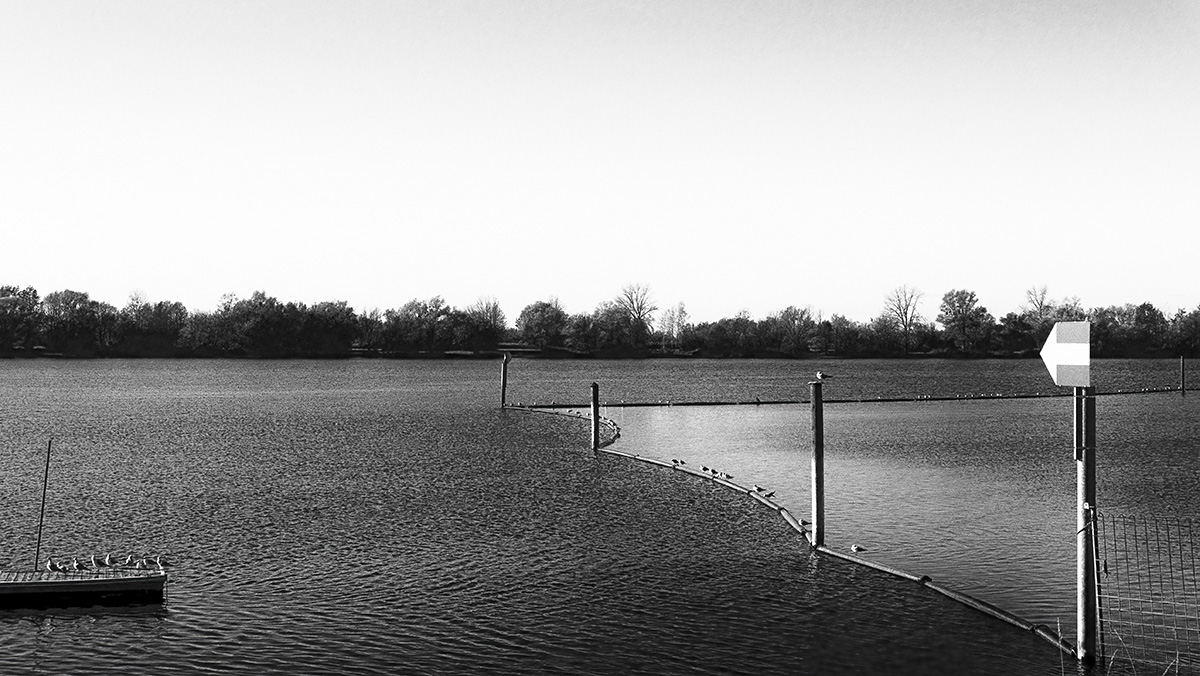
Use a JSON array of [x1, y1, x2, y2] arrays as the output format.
[[816, 371, 832, 381]]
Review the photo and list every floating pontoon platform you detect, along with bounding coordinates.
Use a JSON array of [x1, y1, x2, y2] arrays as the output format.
[[0, 568, 167, 608]]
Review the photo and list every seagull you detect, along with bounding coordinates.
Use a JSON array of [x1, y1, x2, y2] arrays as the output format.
[[72, 557, 88, 571], [816, 371, 832, 381], [676, 459, 685, 465], [702, 466, 710, 473], [724, 473, 734, 479], [753, 485, 765, 493], [45, 558, 61, 573], [763, 491, 776, 498], [851, 544, 867, 553], [153, 555, 169, 569], [91, 554, 108, 568]]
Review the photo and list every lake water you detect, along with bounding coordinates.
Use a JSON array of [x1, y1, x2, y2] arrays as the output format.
[[0, 358, 1194, 675]]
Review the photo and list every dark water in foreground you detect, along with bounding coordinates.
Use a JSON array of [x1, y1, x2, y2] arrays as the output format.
[[0, 358, 1193, 674]]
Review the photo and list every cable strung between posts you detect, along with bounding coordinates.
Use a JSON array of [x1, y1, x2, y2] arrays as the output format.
[[507, 386, 1190, 411]]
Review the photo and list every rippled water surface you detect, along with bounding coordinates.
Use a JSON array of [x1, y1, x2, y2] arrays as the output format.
[[1, 358, 1193, 675]]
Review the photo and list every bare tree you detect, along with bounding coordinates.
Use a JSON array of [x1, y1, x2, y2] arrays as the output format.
[[1024, 285, 1052, 323], [615, 284, 658, 339], [883, 285, 923, 355]]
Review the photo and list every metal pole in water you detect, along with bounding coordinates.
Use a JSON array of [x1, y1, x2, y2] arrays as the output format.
[[591, 382, 600, 451], [33, 437, 52, 570], [811, 380, 825, 548], [500, 352, 510, 408], [1075, 386, 1098, 665]]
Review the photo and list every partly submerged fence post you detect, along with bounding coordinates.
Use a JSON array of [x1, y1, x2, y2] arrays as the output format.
[[591, 382, 600, 450], [1076, 385, 1098, 665], [500, 352, 510, 408], [811, 380, 825, 548]]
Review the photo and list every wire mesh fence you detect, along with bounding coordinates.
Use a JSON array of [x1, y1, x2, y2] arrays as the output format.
[[1096, 511, 1200, 674]]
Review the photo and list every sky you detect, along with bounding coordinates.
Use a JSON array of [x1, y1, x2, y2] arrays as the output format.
[[2, 0, 1198, 326]]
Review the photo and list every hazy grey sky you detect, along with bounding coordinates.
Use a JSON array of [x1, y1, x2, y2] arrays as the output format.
[[3, 0, 1197, 324]]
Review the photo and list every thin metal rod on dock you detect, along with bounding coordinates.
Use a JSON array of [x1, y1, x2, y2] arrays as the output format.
[[1075, 386, 1098, 665], [590, 382, 600, 451], [811, 380, 825, 548], [33, 437, 52, 570]]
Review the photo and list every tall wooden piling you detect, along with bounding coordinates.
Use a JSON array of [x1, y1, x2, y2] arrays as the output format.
[[500, 352, 511, 408], [591, 382, 600, 450], [1075, 386, 1098, 665], [811, 380, 825, 548]]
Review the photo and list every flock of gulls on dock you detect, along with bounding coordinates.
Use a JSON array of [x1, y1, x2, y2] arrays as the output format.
[[43, 553, 170, 573]]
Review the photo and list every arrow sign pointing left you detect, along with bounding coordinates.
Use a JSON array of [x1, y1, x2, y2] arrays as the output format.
[[1040, 321, 1091, 387]]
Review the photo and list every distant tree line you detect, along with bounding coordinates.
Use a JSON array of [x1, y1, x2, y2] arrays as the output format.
[[2, 283, 1199, 359]]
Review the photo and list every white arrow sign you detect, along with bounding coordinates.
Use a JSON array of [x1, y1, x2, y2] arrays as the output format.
[[1040, 321, 1090, 387]]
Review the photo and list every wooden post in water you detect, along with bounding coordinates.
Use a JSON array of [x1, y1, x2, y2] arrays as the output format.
[[1075, 386, 1098, 665], [500, 352, 511, 408], [1182, 356, 1187, 396], [590, 382, 600, 451], [810, 380, 825, 548]]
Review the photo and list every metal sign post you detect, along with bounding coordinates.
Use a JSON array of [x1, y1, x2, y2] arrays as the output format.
[[1041, 320, 1098, 664], [1075, 385, 1098, 665]]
